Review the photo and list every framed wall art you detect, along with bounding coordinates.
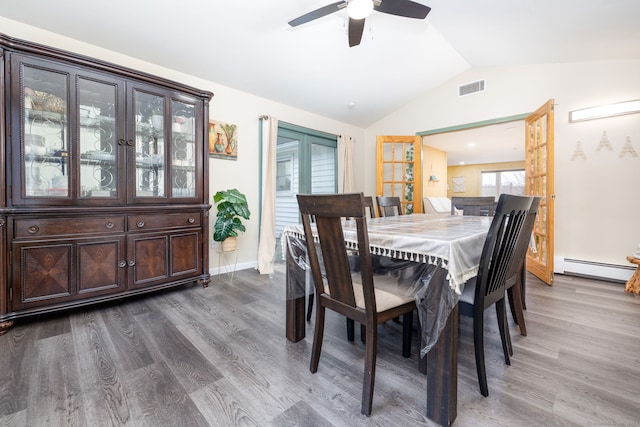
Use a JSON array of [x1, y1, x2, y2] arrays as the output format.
[[209, 120, 238, 160]]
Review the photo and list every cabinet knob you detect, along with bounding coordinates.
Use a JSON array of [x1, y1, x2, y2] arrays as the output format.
[[118, 260, 127, 268], [105, 222, 114, 229], [136, 220, 145, 228], [188, 217, 195, 224], [0, 218, 5, 227], [128, 260, 136, 267], [27, 225, 40, 234], [118, 139, 126, 146], [127, 139, 135, 146]]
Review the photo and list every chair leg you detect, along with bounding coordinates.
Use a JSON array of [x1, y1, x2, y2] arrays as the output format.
[[360, 323, 366, 343], [402, 311, 413, 358], [507, 287, 518, 325], [496, 299, 512, 362], [520, 265, 527, 310], [510, 281, 527, 336], [346, 318, 355, 341], [361, 319, 377, 416], [473, 313, 489, 397], [310, 306, 325, 373], [306, 293, 314, 321]]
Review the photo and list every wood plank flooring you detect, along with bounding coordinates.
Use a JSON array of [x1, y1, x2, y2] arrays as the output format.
[[1, 265, 639, 426]]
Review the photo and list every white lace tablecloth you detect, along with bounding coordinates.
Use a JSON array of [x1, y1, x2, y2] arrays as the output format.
[[282, 214, 491, 295]]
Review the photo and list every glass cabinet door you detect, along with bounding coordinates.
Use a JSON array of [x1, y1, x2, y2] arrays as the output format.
[[171, 100, 196, 198], [22, 65, 70, 199], [133, 90, 166, 198], [78, 77, 121, 199], [14, 54, 125, 205]]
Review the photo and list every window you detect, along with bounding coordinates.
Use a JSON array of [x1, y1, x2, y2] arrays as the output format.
[[274, 123, 337, 239], [276, 156, 292, 192], [481, 169, 525, 198]]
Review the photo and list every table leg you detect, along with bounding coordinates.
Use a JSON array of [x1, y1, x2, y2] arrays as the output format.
[[286, 248, 306, 342], [426, 303, 458, 426]]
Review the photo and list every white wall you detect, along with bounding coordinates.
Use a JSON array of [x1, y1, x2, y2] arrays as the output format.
[[364, 61, 640, 272], [0, 17, 365, 273]]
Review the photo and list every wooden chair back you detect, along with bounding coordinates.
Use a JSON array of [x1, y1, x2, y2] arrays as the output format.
[[475, 194, 532, 310], [376, 196, 403, 217], [505, 196, 541, 335]]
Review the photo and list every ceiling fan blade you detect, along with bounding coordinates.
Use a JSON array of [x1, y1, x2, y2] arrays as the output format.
[[374, 0, 431, 19], [348, 18, 366, 47], [288, 1, 346, 27]]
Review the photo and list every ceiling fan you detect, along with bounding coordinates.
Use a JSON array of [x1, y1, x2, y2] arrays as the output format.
[[288, 0, 431, 47]]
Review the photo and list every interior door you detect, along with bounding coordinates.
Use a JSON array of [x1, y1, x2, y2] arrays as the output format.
[[376, 135, 422, 214], [525, 99, 555, 285]]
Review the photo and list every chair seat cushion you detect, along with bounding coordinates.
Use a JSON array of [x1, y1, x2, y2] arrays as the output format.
[[351, 273, 416, 312]]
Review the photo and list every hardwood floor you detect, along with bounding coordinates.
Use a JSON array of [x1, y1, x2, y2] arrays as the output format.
[[1, 265, 639, 426]]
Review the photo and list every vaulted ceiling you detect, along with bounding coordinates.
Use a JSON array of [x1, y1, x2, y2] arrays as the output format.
[[2, 0, 639, 127]]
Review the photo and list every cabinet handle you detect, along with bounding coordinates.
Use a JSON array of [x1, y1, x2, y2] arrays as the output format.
[[118, 260, 127, 268], [105, 222, 114, 229], [136, 220, 145, 228], [128, 260, 136, 267], [118, 139, 126, 146], [127, 139, 135, 146], [188, 217, 195, 224], [27, 225, 40, 234]]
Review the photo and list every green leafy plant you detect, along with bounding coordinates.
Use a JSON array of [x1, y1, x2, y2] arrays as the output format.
[[213, 188, 251, 242]]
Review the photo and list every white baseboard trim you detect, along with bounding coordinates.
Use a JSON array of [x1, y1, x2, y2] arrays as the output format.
[[554, 256, 634, 283], [209, 260, 257, 277]]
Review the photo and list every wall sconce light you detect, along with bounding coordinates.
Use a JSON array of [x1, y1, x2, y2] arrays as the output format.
[[569, 99, 640, 122]]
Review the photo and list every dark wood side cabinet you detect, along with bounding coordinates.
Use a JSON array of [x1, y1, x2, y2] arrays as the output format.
[[0, 33, 213, 335]]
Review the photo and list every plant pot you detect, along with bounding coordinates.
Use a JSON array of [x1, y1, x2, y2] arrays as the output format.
[[221, 236, 237, 252]]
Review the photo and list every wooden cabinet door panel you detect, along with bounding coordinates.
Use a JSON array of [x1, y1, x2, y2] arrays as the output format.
[[170, 232, 200, 277], [78, 237, 126, 294], [13, 242, 72, 309], [128, 234, 169, 289]]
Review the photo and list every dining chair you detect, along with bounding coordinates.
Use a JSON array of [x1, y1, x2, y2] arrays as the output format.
[[451, 196, 496, 216], [306, 195, 377, 322], [505, 196, 541, 336], [297, 193, 416, 416], [458, 193, 533, 397], [376, 196, 403, 217]]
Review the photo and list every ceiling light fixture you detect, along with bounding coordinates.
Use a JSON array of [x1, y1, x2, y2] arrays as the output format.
[[569, 99, 640, 122], [347, 0, 374, 20]]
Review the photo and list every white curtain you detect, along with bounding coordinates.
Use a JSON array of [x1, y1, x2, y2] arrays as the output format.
[[257, 115, 278, 275], [339, 134, 355, 193]]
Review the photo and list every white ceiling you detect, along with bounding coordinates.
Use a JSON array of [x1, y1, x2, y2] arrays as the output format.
[[1, 0, 639, 130]]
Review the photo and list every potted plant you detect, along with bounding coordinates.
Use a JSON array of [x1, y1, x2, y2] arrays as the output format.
[[213, 188, 251, 251]]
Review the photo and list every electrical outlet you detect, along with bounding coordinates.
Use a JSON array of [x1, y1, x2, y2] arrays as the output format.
[[211, 237, 217, 249]]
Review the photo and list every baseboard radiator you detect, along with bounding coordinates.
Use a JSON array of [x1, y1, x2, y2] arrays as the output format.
[[554, 257, 634, 283]]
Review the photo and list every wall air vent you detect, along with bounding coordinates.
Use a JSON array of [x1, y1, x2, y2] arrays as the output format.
[[458, 79, 486, 97]]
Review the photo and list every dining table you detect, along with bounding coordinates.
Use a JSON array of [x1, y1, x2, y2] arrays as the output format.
[[281, 213, 492, 426]]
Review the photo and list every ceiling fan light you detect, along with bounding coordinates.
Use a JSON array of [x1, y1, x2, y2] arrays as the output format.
[[347, 0, 374, 20]]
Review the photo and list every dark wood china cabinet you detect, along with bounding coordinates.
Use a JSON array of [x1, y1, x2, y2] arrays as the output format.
[[0, 33, 213, 334]]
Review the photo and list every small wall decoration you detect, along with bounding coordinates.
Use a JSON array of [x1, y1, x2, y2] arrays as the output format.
[[596, 131, 613, 152], [209, 120, 238, 160], [452, 176, 465, 193], [571, 141, 587, 161], [619, 136, 638, 158]]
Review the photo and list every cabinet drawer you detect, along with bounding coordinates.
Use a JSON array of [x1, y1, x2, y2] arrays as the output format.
[[128, 212, 201, 231], [14, 216, 125, 238]]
